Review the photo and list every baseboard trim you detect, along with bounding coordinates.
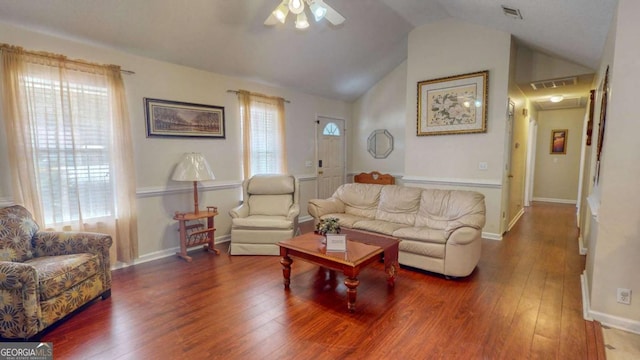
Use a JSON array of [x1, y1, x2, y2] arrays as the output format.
[[111, 235, 231, 270], [299, 215, 313, 223], [581, 271, 593, 321], [532, 197, 577, 205], [482, 232, 502, 241], [507, 208, 525, 231], [578, 236, 588, 255], [581, 270, 640, 334]]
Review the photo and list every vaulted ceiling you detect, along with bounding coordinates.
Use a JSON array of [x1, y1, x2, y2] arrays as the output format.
[[0, 0, 617, 102]]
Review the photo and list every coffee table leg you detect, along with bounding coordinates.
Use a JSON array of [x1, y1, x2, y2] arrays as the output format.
[[386, 261, 398, 287], [280, 255, 293, 289], [344, 277, 360, 312]]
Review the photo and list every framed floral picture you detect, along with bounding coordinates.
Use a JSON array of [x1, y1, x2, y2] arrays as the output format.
[[417, 70, 488, 136]]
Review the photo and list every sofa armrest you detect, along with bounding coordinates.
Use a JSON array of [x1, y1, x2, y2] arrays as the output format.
[[229, 203, 249, 219], [0, 261, 41, 338], [33, 231, 112, 292], [307, 198, 345, 220], [447, 227, 481, 245]]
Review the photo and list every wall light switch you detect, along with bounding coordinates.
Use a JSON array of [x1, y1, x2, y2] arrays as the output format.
[[479, 162, 488, 170]]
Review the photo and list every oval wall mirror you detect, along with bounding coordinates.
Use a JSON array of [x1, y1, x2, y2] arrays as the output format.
[[367, 129, 394, 159]]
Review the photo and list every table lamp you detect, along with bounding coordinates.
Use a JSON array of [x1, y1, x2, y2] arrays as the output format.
[[171, 152, 215, 214]]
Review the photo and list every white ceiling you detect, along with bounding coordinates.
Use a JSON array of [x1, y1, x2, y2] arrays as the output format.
[[0, 0, 617, 102]]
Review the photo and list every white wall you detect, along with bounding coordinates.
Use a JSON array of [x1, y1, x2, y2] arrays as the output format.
[[584, 0, 640, 332], [350, 60, 406, 177], [0, 22, 350, 261], [403, 18, 512, 238], [533, 108, 585, 203]]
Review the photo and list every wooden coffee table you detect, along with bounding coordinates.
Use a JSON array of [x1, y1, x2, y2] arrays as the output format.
[[277, 229, 399, 312]]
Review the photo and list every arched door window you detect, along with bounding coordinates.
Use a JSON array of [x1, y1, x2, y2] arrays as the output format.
[[322, 122, 340, 136]]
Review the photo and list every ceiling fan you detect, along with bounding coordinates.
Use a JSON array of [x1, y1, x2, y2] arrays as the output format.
[[264, 0, 345, 29]]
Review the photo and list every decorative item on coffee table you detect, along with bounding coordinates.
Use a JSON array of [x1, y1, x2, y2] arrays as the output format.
[[315, 217, 340, 235]]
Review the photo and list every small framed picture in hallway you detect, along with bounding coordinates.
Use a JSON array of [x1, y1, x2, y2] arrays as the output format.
[[550, 129, 568, 154]]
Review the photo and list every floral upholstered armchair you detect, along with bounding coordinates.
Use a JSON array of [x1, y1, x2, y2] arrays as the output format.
[[0, 205, 112, 339]]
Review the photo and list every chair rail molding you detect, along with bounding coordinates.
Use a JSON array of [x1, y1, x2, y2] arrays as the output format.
[[136, 181, 241, 198], [401, 176, 502, 189]]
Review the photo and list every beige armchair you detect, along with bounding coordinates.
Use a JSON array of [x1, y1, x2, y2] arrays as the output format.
[[229, 174, 300, 255]]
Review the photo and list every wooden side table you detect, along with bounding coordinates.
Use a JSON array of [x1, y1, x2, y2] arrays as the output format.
[[173, 206, 220, 262]]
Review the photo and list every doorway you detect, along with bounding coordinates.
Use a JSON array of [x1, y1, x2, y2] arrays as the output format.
[[316, 116, 346, 199]]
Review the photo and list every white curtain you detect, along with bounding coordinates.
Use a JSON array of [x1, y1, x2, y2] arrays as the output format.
[[237, 90, 287, 178], [1, 44, 138, 263]]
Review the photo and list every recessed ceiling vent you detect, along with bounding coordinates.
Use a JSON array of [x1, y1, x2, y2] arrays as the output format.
[[530, 76, 578, 91], [501, 5, 523, 19]]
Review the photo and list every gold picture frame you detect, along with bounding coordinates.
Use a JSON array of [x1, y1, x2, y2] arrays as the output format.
[[550, 129, 568, 154], [417, 70, 488, 136]]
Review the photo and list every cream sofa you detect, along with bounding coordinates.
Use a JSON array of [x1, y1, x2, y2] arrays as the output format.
[[229, 174, 300, 255], [308, 183, 486, 277]]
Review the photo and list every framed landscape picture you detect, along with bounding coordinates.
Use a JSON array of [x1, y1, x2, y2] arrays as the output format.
[[417, 70, 488, 136], [550, 129, 568, 154], [145, 98, 225, 139]]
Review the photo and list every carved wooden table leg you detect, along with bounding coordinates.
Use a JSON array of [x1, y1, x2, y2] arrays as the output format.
[[344, 277, 360, 312], [386, 261, 398, 287], [280, 255, 293, 290]]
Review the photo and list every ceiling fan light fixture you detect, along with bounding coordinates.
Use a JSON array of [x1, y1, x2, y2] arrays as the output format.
[[265, 0, 343, 28], [273, 2, 289, 23], [289, 0, 305, 15], [295, 12, 310, 29], [309, 2, 327, 21], [550, 95, 564, 103]]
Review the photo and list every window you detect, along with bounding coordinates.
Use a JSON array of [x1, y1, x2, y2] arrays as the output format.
[[1, 44, 139, 262], [322, 122, 341, 136], [238, 91, 287, 178], [26, 76, 114, 225]]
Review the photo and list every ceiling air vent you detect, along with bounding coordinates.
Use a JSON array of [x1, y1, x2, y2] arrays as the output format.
[[530, 76, 578, 91], [501, 5, 523, 19]]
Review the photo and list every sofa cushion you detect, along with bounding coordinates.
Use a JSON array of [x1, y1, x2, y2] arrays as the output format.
[[375, 186, 422, 225], [24, 253, 100, 301], [0, 205, 38, 262], [415, 189, 486, 238], [248, 195, 293, 216], [392, 226, 447, 244], [232, 215, 293, 230], [353, 219, 409, 236], [399, 239, 445, 259], [334, 183, 383, 219]]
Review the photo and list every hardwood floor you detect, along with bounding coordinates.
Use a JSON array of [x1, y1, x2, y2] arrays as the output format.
[[41, 202, 604, 359]]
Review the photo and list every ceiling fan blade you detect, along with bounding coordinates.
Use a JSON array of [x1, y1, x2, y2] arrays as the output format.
[[323, 3, 345, 25], [264, 13, 279, 25]]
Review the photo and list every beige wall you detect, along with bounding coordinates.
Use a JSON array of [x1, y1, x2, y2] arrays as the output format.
[[0, 22, 350, 261], [350, 61, 406, 177], [585, 0, 640, 331], [533, 108, 585, 202], [404, 18, 511, 238]]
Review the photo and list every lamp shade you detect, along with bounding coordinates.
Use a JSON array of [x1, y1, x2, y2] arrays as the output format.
[[171, 153, 215, 182]]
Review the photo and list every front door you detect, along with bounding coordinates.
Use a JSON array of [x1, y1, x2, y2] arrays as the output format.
[[316, 116, 345, 199]]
